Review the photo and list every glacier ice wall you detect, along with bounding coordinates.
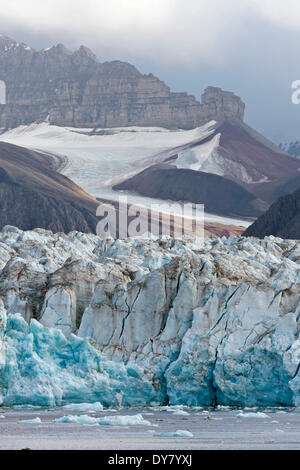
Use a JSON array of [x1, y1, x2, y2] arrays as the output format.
[[0, 310, 160, 407], [0, 225, 299, 406]]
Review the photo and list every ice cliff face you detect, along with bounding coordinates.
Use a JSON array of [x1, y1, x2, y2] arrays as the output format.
[[0, 225, 299, 407]]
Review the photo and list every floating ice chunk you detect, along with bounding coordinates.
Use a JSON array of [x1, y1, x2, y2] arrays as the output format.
[[97, 414, 152, 426], [54, 415, 98, 425], [62, 402, 103, 413], [237, 412, 269, 418], [158, 405, 188, 413], [55, 413, 152, 426], [154, 430, 194, 438], [0, 415, 5, 418], [19, 417, 41, 424], [172, 410, 189, 415]]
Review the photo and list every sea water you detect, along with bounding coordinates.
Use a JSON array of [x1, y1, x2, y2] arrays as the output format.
[[0, 406, 299, 450]]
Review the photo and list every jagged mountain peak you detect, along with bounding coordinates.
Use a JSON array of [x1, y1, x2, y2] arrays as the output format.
[[0, 34, 18, 45], [74, 45, 98, 61], [0, 34, 33, 54], [44, 43, 73, 55]]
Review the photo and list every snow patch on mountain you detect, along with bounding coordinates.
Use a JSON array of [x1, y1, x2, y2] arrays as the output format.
[[175, 133, 221, 172], [0, 122, 218, 196]]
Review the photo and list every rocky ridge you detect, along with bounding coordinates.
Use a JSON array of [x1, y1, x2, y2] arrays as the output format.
[[244, 186, 300, 239], [0, 35, 244, 129], [0, 141, 100, 232]]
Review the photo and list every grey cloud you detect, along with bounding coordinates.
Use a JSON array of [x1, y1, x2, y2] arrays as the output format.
[[0, 0, 299, 142]]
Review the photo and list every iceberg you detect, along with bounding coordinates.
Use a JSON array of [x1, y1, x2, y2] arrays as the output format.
[[237, 412, 269, 419], [54, 413, 152, 426], [96, 414, 152, 426], [54, 415, 98, 425], [18, 417, 42, 424], [154, 430, 194, 438], [62, 402, 103, 413]]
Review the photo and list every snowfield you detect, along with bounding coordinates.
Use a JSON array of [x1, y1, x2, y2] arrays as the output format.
[[0, 122, 215, 196], [0, 226, 299, 407], [0, 122, 251, 228]]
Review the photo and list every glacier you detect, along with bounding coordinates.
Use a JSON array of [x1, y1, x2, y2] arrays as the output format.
[[0, 225, 299, 407], [0, 122, 250, 230]]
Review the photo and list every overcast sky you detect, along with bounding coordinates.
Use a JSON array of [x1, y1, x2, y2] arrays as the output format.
[[1, 0, 299, 142]]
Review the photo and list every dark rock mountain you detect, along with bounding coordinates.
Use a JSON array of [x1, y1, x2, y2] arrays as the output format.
[[114, 164, 264, 218], [1, 33, 299, 225], [0, 141, 245, 237], [214, 122, 299, 188], [0, 35, 244, 130], [113, 120, 300, 217], [0, 141, 100, 232], [210, 122, 300, 204], [244, 186, 300, 240]]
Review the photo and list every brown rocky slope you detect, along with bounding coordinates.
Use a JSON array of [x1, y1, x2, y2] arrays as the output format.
[[0, 141, 100, 232], [0, 141, 245, 237]]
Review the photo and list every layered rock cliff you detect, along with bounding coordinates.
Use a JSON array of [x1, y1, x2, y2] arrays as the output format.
[[0, 228, 299, 407], [0, 35, 245, 130]]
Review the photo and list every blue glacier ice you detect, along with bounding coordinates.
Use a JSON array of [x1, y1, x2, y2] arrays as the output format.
[[154, 430, 194, 438], [0, 311, 161, 407]]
